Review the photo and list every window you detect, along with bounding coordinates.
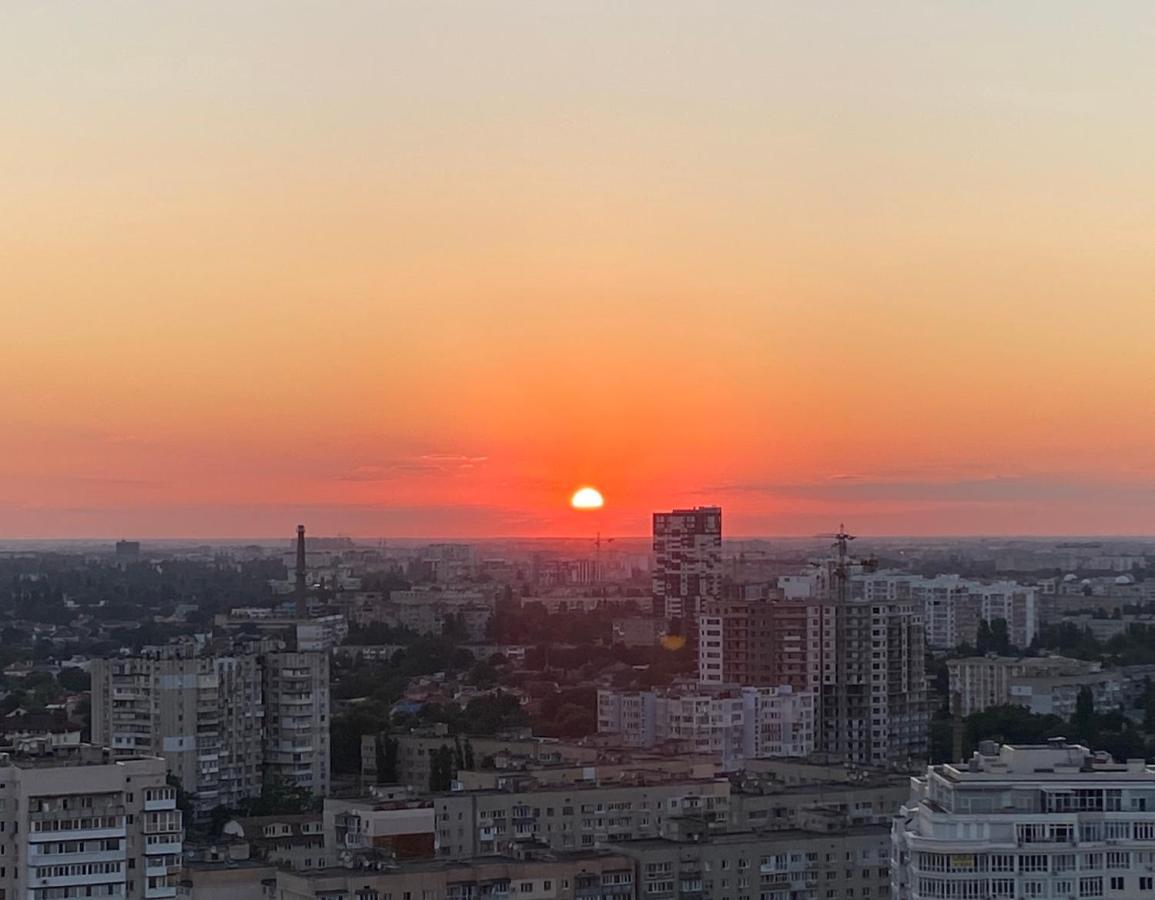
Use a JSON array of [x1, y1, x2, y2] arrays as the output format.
[[1111, 877, 1125, 891], [1079, 877, 1103, 898]]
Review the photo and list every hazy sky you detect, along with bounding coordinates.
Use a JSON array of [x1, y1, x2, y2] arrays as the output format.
[[4, 2, 1155, 538]]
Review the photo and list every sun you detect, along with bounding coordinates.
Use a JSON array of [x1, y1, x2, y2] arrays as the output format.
[[570, 486, 605, 510]]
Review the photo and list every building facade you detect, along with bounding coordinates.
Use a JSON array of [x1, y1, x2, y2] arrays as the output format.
[[432, 779, 733, 860], [698, 595, 813, 689], [92, 645, 330, 817], [612, 817, 893, 900], [0, 746, 182, 900], [262, 652, 331, 797], [847, 573, 1038, 651], [275, 851, 636, 900], [91, 649, 265, 814], [596, 685, 816, 766], [947, 655, 1110, 717], [893, 741, 1155, 900]]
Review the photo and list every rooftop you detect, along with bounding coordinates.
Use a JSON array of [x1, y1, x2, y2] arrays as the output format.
[[937, 741, 1155, 782]]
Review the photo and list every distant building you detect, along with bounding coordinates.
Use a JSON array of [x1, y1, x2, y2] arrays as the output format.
[[652, 507, 722, 622], [893, 742, 1155, 900], [353, 589, 493, 640], [948, 654, 1119, 717], [842, 572, 1038, 650], [597, 684, 816, 767], [115, 539, 141, 559]]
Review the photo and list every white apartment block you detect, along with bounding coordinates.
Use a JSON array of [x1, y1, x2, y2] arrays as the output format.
[[0, 746, 182, 900], [848, 573, 1038, 651], [597, 685, 815, 768], [893, 741, 1155, 900], [947, 655, 1119, 718]]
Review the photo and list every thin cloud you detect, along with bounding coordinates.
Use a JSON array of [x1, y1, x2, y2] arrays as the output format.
[[338, 454, 489, 482]]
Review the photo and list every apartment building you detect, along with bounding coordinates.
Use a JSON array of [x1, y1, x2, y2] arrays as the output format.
[[91, 648, 265, 814], [652, 507, 722, 622], [597, 685, 815, 766], [0, 744, 182, 900], [355, 589, 494, 640], [275, 851, 636, 900], [812, 593, 928, 768], [846, 573, 1038, 651], [92, 644, 329, 817], [947, 655, 1112, 717], [262, 652, 330, 797], [893, 741, 1155, 900], [697, 572, 928, 767], [611, 815, 893, 900], [432, 779, 733, 860]]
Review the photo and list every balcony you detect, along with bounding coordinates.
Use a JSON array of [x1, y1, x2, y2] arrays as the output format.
[[28, 872, 125, 890], [29, 825, 127, 843], [145, 838, 182, 856]]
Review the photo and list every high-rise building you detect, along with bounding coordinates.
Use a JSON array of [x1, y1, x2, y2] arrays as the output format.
[[92, 643, 330, 817], [813, 590, 928, 768], [0, 744, 182, 900], [262, 651, 331, 797], [893, 741, 1155, 900], [91, 646, 265, 814], [652, 506, 722, 623]]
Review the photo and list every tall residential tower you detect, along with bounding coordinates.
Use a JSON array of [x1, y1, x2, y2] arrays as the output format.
[[652, 506, 722, 623]]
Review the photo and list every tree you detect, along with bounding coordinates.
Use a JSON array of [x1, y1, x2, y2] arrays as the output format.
[[1073, 686, 1096, 740], [1143, 677, 1155, 733], [976, 618, 1011, 655], [463, 738, 475, 770], [428, 744, 454, 792]]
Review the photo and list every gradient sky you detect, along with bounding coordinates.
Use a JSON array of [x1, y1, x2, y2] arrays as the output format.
[[4, 2, 1155, 539]]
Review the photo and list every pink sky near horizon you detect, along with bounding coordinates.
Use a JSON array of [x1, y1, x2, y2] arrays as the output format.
[[4, 2, 1155, 539]]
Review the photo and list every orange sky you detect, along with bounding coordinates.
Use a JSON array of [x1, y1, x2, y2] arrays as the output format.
[[4, 3, 1155, 538]]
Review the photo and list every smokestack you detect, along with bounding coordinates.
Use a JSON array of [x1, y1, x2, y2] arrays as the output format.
[[295, 524, 308, 617]]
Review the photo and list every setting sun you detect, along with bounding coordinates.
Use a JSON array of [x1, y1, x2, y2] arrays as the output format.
[[570, 487, 605, 510]]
